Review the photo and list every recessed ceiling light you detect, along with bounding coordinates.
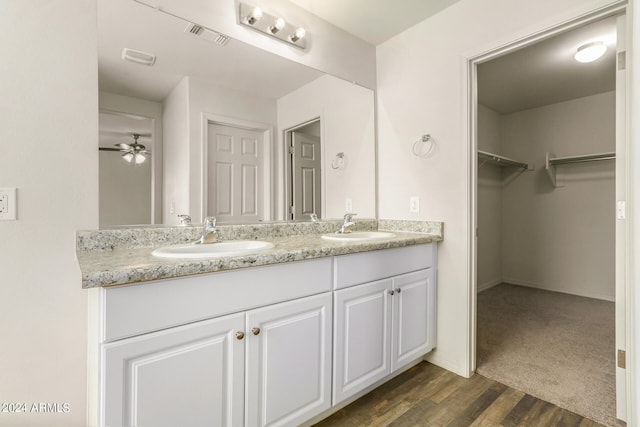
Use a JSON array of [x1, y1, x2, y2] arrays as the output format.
[[574, 41, 606, 63]]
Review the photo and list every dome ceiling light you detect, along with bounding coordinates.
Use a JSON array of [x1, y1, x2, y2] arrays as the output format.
[[574, 41, 606, 63]]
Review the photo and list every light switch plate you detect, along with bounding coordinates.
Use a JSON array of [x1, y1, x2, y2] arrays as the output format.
[[345, 198, 353, 212], [410, 196, 420, 213], [0, 188, 17, 220]]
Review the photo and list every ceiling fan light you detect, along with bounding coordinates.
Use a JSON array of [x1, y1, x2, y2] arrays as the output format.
[[134, 153, 146, 164], [122, 152, 134, 162], [574, 41, 606, 63]]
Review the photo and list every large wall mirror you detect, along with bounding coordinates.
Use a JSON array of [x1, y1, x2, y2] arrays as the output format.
[[98, 0, 376, 227]]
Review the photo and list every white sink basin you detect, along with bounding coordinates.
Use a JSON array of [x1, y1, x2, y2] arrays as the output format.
[[321, 231, 396, 242], [151, 240, 274, 259]]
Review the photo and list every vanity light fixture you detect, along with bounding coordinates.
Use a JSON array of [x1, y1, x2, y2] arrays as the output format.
[[269, 17, 285, 34], [290, 27, 306, 43], [574, 41, 606, 63], [238, 2, 307, 49], [247, 6, 263, 25]]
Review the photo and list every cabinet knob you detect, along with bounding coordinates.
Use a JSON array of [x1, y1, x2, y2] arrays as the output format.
[[389, 290, 395, 296], [235, 331, 245, 340], [251, 327, 261, 336], [396, 288, 402, 294]]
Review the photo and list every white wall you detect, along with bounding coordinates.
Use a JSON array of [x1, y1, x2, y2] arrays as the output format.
[[277, 75, 376, 219], [99, 92, 163, 224], [140, 0, 376, 88], [99, 151, 152, 226], [501, 92, 615, 300], [188, 77, 278, 223], [0, 2, 97, 426], [163, 76, 278, 225], [162, 77, 191, 224], [376, 0, 622, 376], [631, 2, 640, 420], [477, 104, 503, 291]]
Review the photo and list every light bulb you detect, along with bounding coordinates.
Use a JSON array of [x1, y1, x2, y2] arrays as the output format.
[[247, 7, 262, 25], [290, 27, 305, 42], [122, 152, 134, 163], [134, 153, 146, 164], [270, 17, 285, 34], [574, 41, 606, 63]]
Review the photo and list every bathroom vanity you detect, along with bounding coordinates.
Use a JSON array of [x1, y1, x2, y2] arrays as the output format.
[[79, 219, 442, 427]]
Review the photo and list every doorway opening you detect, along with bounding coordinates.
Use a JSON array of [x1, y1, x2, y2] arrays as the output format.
[[469, 7, 628, 426], [285, 118, 322, 221]]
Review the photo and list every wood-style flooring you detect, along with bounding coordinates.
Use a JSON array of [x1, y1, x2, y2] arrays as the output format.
[[313, 362, 604, 427]]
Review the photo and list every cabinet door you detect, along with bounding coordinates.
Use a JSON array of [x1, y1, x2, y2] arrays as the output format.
[[103, 313, 245, 427], [391, 268, 436, 372], [333, 279, 392, 404], [246, 292, 332, 427]]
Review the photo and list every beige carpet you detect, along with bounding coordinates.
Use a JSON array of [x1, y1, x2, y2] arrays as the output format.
[[476, 283, 622, 427]]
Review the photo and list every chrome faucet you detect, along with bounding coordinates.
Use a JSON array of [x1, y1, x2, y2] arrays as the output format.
[[195, 216, 218, 244], [337, 213, 356, 234], [177, 214, 192, 226]]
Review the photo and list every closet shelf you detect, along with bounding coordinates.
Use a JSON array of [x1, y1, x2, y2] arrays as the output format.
[[545, 151, 616, 187], [478, 150, 531, 170]]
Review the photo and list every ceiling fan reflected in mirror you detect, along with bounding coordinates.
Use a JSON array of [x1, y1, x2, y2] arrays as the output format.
[[99, 133, 151, 164]]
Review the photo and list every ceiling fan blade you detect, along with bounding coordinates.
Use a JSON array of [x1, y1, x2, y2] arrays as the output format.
[[115, 143, 131, 150], [99, 147, 122, 152]]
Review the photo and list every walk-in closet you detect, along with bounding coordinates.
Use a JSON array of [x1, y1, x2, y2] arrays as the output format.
[[475, 15, 623, 427]]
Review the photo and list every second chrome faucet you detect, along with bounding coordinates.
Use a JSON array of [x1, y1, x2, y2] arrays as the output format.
[[195, 216, 218, 244], [337, 213, 356, 234]]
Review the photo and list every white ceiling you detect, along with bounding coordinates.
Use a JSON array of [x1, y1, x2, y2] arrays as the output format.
[[478, 17, 617, 114], [99, 112, 153, 149], [98, 0, 324, 103], [100, 0, 618, 119], [286, 0, 463, 45]]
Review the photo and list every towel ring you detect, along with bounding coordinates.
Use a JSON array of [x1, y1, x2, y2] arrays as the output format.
[[332, 152, 347, 170], [412, 134, 435, 158]]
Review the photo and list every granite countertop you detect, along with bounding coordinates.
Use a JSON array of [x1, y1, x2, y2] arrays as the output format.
[[77, 219, 443, 288]]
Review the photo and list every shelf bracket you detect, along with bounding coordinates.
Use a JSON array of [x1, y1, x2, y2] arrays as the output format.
[[545, 152, 561, 187]]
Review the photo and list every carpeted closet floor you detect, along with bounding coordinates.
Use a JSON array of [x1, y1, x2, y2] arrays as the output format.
[[476, 283, 623, 427]]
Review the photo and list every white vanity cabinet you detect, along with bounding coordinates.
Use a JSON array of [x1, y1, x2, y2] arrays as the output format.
[[91, 244, 437, 427], [103, 312, 246, 427], [102, 293, 332, 427], [246, 292, 332, 427], [332, 245, 436, 405], [93, 258, 333, 427]]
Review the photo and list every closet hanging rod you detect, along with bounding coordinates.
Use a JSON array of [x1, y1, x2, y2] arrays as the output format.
[[478, 150, 529, 170], [548, 152, 616, 166]]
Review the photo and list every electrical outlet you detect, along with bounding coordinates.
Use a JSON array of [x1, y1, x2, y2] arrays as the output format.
[[345, 198, 353, 212], [0, 194, 7, 214], [0, 188, 17, 220], [617, 201, 626, 220], [410, 196, 420, 213]]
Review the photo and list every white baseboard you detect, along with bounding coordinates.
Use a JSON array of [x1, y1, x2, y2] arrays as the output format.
[[477, 279, 502, 293], [502, 277, 615, 302], [425, 352, 469, 378]]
